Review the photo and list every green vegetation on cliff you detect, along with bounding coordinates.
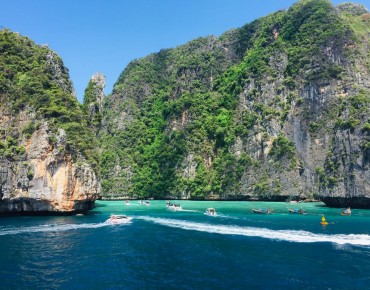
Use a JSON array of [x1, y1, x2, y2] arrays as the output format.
[[2, 0, 368, 204], [100, 0, 369, 200], [0, 29, 99, 167]]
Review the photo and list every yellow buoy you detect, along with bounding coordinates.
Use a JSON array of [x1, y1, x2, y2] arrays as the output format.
[[320, 215, 329, 225]]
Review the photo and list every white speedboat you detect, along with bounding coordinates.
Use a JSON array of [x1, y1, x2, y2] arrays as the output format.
[[167, 203, 182, 211], [107, 214, 132, 224], [205, 208, 217, 216]]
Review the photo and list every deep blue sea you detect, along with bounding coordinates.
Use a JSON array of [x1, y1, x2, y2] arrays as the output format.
[[1, 200, 370, 290]]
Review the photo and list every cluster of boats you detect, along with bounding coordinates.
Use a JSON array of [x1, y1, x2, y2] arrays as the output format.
[[252, 208, 306, 214], [108, 200, 351, 226], [252, 207, 352, 216], [125, 200, 150, 206], [166, 201, 217, 216]]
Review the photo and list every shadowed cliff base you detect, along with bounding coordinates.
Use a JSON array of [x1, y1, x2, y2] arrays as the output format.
[[0, 198, 95, 216], [320, 196, 370, 209]]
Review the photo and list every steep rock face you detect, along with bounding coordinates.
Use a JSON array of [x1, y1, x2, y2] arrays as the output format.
[[83, 73, 105, 131], [45, 50, 74, 95], [100, 0, 370, 207], [318, 91, 370, 208], [100, 35, 240, 196], [0, 106, 100, 214], [0, 30, 100, 214], [314, 3, 370, 207]]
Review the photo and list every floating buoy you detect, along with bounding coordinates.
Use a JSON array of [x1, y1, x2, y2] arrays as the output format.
[[320, 214, 329, 225]]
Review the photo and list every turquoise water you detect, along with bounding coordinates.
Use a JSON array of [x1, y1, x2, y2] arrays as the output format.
[[1, 200, 370, 289]]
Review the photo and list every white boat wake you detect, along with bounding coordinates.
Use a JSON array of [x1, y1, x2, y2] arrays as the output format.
[[213, 214, 239, 219], [0, 221, 123, 236], [137, 216, 370, 247]]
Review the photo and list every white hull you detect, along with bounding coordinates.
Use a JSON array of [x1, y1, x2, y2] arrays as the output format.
[[106, 215, 132, 224]]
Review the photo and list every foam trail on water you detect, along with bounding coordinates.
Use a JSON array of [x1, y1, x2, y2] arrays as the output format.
[[138, 216, 370, 246], [212, 214, 239, 219], [0, 222, 110, 236]]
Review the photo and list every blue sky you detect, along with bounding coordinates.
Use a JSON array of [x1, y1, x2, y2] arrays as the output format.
[[1, 0, 369, 102]]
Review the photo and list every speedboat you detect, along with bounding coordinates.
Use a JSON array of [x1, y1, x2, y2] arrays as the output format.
[[144, 201, 150, 206], [167, 203, 182, 211], [107, 214, 132, 224], [252, 208, 273, 214], [341, 207, 351, 216], [205, 208, 217, 216]]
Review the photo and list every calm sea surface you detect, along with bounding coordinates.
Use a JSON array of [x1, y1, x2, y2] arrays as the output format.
[[1, 200, 370, 290]]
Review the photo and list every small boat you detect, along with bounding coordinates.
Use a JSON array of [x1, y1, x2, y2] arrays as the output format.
[[144, 201, 150, 206], [205, 208, 217, 216], [320, 215, 329, 225], [252, 208, 273, 214], [167, 203, 182, 211], [107, 214, 132, 224], [341, 207, 351, 216], [125, 200, 130, 205], [288, 208, 306, 215]]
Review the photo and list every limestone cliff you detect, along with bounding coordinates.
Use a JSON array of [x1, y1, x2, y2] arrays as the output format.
[[83, 73, 105, 132], [2, 1, 369, 210], [0, 29, 100, 214], [100, 0, 370, 207]]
